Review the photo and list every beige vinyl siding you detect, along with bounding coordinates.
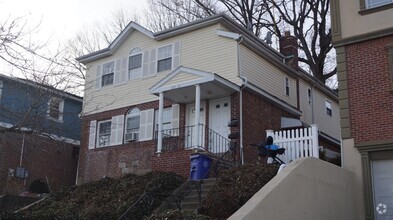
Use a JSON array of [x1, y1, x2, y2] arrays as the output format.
[[83, 24, 239, 115], [239, 45, 297, 108], [299, 79, 313, 125], [181, 26, 239, 83], [161, 72, 201, 87], [312, 89, 341, 140]]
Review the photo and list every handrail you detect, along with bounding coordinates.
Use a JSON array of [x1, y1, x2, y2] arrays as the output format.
[[156, 124, 233, 159]]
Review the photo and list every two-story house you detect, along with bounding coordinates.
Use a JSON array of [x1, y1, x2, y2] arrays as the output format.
[[76, 14, 340, 184], [331, 0, 393, 219], [0, 74, 82, 194]]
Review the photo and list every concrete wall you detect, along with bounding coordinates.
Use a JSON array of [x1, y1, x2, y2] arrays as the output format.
[[339, 1, 393, 39], [229, 157, 360, 220]]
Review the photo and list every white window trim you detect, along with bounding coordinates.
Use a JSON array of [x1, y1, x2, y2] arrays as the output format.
[[47, 97, 64, 122], [0, 80, 3, 101], [102, 61, 115, 87], [97, 119, 112, 147], [366, 0, 393, 9], [284, 76, 290, 96], [125, 108, 141, 141], [157, 44, 173, 73], [307, 88, 312, 104], [325, 100, 332, 116], [154, 107, 172, 132], [128, 48, 143, 81]]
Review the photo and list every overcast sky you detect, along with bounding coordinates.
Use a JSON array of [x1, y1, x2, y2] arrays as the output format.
[[0, 0, 147, 43]]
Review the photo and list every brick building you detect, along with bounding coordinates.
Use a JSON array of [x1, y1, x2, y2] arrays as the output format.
[[76, 14, 340, 184], [331, 0, 393, 219], [0, 74, 82, 194]]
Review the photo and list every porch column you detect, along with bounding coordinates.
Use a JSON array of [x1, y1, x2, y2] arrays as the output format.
[[194, 84, 201, 148], [157, 92, 164, 153]]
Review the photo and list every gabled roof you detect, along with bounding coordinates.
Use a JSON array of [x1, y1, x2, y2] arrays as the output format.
[[76, 13, 337, 100], [0, 74, 83, 102]]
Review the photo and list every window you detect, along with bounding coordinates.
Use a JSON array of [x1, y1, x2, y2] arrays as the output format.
[[102, 61, 114, 87], [325, 100, 332, 116], [308, 88, 312, 104], [125, 108, 140, 141], [0, 80, 3, 101], [48, 97, 64, 121], [366, 0, 393, 9], [129, 48, 142, 80], [154, 108, 172, 132], [97, 120, 111, 147], [157, 45, 172, 72], [285, 77, 290, 96]]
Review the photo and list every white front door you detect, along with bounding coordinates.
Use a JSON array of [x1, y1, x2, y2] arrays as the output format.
[[186, 102, 205, 148], [209, 97, 231, 153], [372, 159, 393, 219]]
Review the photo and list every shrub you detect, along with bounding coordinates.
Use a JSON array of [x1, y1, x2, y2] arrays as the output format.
[[199, 164, 279, 219]]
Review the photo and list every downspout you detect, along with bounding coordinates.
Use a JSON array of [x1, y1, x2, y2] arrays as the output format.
[[236, 36, 246, 165]]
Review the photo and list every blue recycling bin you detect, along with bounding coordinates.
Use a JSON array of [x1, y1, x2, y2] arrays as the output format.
[[190, 154, 212, 180]]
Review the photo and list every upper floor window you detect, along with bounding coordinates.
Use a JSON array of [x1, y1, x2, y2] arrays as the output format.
[[129, 48, 142, 80], [97, 120, 111, 147], [125, 108, 140, 141], [308, 88, 312, 104], [0, 80, 3, 101], [157, 45, 172, 72], [48, 97, 64, 121], [366, 0, 393, 8], [325, 100, 332, 116], [102, 61, 114, 87], [285, 77, 290, 96]]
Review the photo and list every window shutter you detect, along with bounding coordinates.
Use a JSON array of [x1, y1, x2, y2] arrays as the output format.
[[59, 100, 64, 121], [88, 120, 97, 149], [95, 65, 101, 89], [171, 104, 180, 136], [142, 51, 149, 77], [139, 109, 154, 141], [114, 59, 121, 85], [173, 42, 181, 70], [149, 48, 156, 77], [110, 115, 124, 146], [120, 57, 128, 83]]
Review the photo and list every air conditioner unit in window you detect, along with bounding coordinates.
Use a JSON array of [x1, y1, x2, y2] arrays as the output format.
[[125, 132, 137, 142]]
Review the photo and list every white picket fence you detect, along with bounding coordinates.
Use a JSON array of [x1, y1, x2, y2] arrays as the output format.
[[266, 124, 319, 164]]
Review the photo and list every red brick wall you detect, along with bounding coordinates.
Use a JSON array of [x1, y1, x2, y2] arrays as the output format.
[[152, 150, 193, 178], [0, 133, 78, 195], [77, 99, 180, 184], [346, 35, 393, 144], [242, 90, 298, 164]]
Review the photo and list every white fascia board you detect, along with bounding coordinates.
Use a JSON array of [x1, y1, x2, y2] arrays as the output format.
[[216, 30, 241, 40], [152, 77, 214, 94], [150, 66, 215, 93], [213, 74, 240, 92]]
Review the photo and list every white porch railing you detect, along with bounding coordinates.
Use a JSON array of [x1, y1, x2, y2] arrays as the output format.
[[266, 124, 319, 164]]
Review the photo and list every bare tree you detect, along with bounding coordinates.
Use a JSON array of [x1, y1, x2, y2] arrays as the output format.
[[145, 0, 220, 32], [145, 0, 335, 84]]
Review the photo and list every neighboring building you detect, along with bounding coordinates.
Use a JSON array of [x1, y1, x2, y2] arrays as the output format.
[[331, 1, 393, 219], [0, 74, 82, 195], [76, 14, 340, 184]]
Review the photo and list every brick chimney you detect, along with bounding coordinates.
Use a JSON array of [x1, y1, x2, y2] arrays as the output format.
[[279, 31, 299, 70]]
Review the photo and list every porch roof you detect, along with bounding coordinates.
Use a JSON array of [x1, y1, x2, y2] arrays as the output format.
[[150, 66, 240, 103]]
